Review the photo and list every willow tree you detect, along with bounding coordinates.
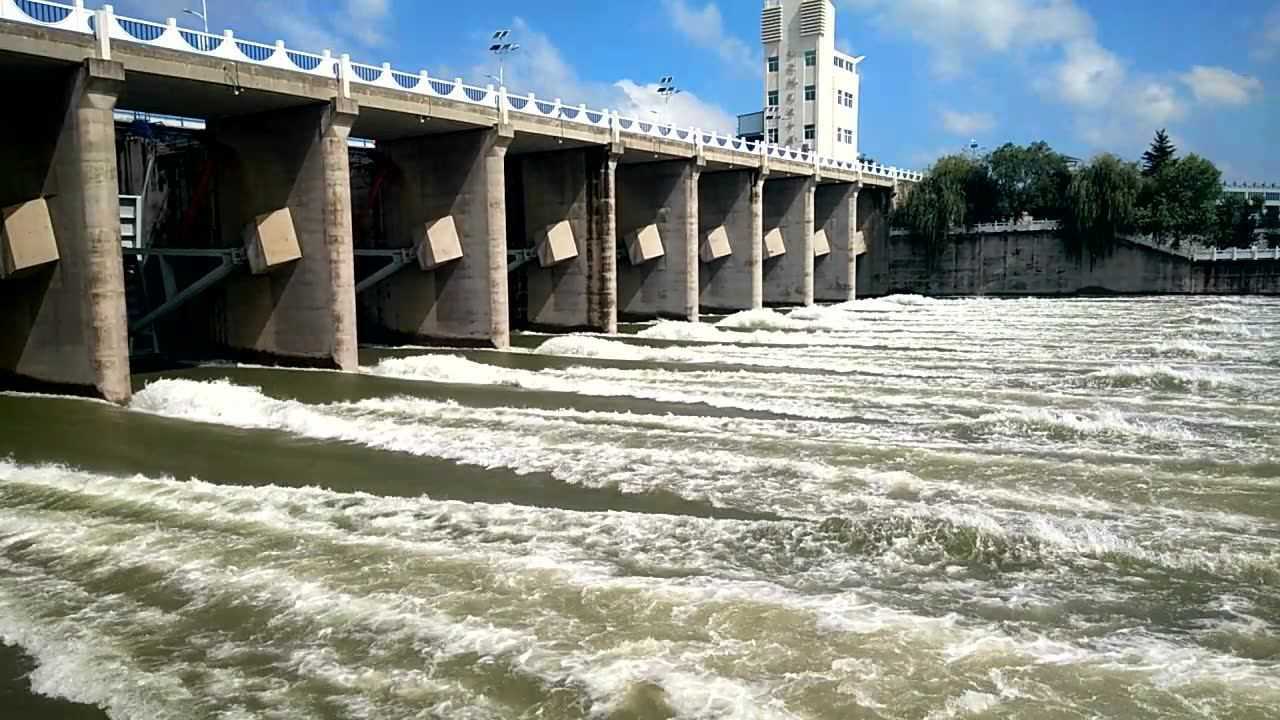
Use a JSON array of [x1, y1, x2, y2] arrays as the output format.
[[1062, 154, 1142, 258], [895, 154, 988, 255]]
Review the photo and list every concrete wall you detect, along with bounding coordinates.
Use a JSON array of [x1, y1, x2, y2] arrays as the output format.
[[857, 231, 1199, 296], [814, 181, 858, 302], [698, 169, 760, 312], [617, 160, 700, 320], [518, 147, 616, 331], [762, 176, 814, 305], [360, 128, 510, 347], [1194, 260, 1280, 294], [210, 100, 358, 369], [0, 60, 131, 402]]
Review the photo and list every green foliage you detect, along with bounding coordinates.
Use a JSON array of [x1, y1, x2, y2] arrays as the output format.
[[1141, 129, 1176, 177], [894, 134, 1225, 254], [895, 155, 971, 253], [986, 141, 1072, 220], [1213, 195, 1260, 249], [1136, 154, 1223, 244], [930, 154, 1000, 224], [1062, 154, 1142, 258]]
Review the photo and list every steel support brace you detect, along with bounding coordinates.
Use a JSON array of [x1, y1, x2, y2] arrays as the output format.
[[127, 253, 244, 334], [354, 249, 413, 294], [507, 248, 536, 273]]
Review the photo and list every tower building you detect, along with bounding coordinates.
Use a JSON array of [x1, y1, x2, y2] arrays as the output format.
[[760, 0, 862, 163]]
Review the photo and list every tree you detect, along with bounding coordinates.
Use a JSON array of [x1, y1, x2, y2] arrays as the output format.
[[1261, 206, 1280, 248], [1213, 195, 1259, 249], [1141, 129, 1176, 177], [986, 141, 1072, 220], [895, 154, 973, 253], [1136, 154, 1222, 245], [1062, 154, 1142, 258]]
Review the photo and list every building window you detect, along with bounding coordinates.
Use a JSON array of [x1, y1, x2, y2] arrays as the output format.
[[804, 84, 816, 101], [835, 58, 843, 69], [804, 124, 815, 141], [837, 90, 855, 108], [767, 56, 778, 72], [804, 50, 816, 67], [768, 128, 779, 143], [767, 90, 778, 107]]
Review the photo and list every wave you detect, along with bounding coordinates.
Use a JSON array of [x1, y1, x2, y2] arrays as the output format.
[[1078, 365, 1241, 392], [534, 335, 656, 361], [1146, 339, 1229, 361], [366, 354, 857, 419], [716, 308, 811, 331], [963, 406, 1191, 444], [636, 320, 730, 342]]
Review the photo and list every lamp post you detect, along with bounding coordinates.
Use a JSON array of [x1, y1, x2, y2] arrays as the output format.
[[488, 30, 519, 87], [656, 75, 680, 124], [183, 0, 208, 33]]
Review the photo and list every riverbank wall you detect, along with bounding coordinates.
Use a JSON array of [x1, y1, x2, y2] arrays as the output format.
[[857, 228, 1280, 297]]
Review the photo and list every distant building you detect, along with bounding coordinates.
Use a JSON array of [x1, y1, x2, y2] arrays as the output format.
[[1222, 182, 1280, 209], [750, 0, 862, 163], [737, 110, 765, 143]]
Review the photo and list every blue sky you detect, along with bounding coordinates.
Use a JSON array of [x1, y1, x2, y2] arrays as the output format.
[[108, 0, 1278, 179]]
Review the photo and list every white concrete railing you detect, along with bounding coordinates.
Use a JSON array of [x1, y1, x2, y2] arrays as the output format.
[[0, 0, 924, 184], [1192, 247, 1280, 262]]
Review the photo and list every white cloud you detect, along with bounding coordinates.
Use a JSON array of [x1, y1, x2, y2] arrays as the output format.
[[842, 0, 1094, 76], [477, 19, 737, 134], [1180, 65, 1263, 106], [1051, 40, 1124, 108], [842, 0, 1215, 153], [1254, 4, 1280, 61], [662, 0, 760, 75], [940, 110, 995, 135], [614, 80, 737, 132], [1130, 82, 1187, 126]]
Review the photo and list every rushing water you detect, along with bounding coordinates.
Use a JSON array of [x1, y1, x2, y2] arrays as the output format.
[[1, 296, 1278, 720]]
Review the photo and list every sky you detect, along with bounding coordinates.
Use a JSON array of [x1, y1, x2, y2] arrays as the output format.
[[106, 0, 1279, 179]]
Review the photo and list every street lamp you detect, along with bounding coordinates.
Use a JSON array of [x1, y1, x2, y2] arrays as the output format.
[[488, 30, 519, 87], [656, 75, 680, 123], [183, 0, 208, 33]]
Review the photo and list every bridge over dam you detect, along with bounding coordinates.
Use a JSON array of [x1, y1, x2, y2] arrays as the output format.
[[0, 1, 920, 403], [862, 222, 1280, 297]]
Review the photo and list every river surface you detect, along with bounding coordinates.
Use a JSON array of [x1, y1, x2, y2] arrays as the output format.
[[1, 296, 1278, 720]]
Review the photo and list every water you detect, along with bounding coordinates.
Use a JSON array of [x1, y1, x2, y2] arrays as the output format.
[[1, 295, 1278, 719]]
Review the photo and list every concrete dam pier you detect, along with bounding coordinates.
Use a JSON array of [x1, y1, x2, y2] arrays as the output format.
[[0, 6, 913, 402]]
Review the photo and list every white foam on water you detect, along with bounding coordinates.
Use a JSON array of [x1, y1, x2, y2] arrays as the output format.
[[3, 461, 1278, 718], [366, 354, 859, 420], [968, 406, 1193, 444], [637, 320, 731, 343], [1079, 364, 1241, 392], [1148, 339, 1231, 361], [717, 308, 810, 331]]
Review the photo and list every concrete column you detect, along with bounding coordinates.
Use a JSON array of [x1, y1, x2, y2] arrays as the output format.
[[589, 151, 620, 333], [763, 175, 815, 306], [751, 171, 765, 309], [520, 147, 615, 332], [616, 159, 700, 320], [854, 188, 891, 297], [361, 128, 511, 348], [211, 99, 359, 369], [698, 169, 757, 312], [815, 181, 860, 302], [0, 59, 130, 402]]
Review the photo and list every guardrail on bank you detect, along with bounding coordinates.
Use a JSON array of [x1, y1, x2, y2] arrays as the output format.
[[0, 0, 925, 184], [1192, 247, 1280, 262]]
